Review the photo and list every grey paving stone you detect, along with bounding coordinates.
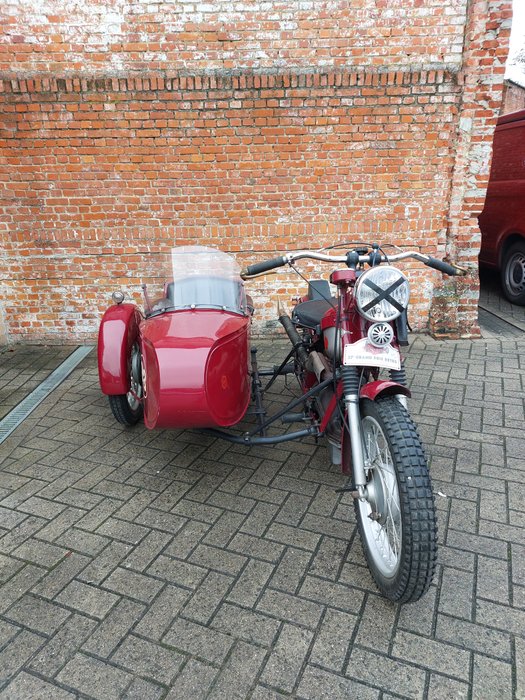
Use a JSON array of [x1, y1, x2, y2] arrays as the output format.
[[56, 652, 132, 700], [426, 673, 469, 699], [435, 614, 511, 661], [266, 522, 321, 552], [182, 570, 234, 624], [0, 672, 75, 699], [260, 623, 314, 693], [257, 589, 323, 629], [163, 520, 210, 559], [0, 564, 45, 613], [102, 566, 164, 603], [134, 585, 190, 641], [37, 507, 85, 542], [269, 547, 313, 594], [308, 536, 347, 580], [438, 566, 475, 620], [0, 622, 19, 650], [134, 507, 187, 534], [516, 636, 525, 700], [310, 608, 358, 672], [228, 532, 285, 563], [82, 598, 145, 657], [111, 634, 184, 685], [472, 654, 513, 700], [212, 602, 280, 646], [0, 630, 44, 685], [165, 660, 218, 700], [163, 617, 234, 663], [392, 630, 471, 681], [227, 559, 275, 608], [0, 516, 47, 554], [4, 594, 70, 636], [28, 613, 96, 677], [207, 641, 267, 700], [240, 501, 280, 536], [0, 554, 24, 583], [56, 527, 111, 556], [56, 579, 119, 619], [188, 543, 247, 575], [299, 575, 365, 614], [475, 598, 525, 635], [77, 541, 131, 585], [476, 554, 510, 604], [122, 530, 172, 572], [355, 593, 397, 653], [121, 677, 165, 700], [146, 554, 208, 589], [251, 686, 288, 700], [347, 646, 426, 698], [96, 517, 150, 545], [297, 664, 379, 700]]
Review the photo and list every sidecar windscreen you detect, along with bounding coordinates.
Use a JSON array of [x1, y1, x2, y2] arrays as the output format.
[[160, 246, 248, 315]]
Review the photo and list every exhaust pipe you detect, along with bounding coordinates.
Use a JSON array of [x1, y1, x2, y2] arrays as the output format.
[[277, 302, 309, 365]]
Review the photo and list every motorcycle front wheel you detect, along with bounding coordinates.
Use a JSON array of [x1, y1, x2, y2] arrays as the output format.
[[355, 396, 437, 603]]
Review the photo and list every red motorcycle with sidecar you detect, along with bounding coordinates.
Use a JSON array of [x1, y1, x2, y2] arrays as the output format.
[[98, 243, 464, 603]]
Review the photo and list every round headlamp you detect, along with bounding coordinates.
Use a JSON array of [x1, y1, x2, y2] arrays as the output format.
[[355, 266, 410, 322]]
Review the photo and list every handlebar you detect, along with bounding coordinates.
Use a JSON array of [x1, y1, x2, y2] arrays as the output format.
[[241, 249, 466, 278]]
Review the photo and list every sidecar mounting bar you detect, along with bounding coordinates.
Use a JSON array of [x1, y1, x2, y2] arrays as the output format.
[[248, 375, 334, 437], [205, 426, 320, 446]]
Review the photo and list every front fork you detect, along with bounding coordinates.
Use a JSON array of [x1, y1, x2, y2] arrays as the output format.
[[342, 365, 407, 500], [342, 366, 368, 499]]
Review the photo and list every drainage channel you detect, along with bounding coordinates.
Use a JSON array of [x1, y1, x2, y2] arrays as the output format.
[[0, 345, 93, 445]]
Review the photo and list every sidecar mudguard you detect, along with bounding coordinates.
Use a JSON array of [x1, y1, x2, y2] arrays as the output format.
[[98, 303, 143, 395], [360, 380, 411, 402], [141, 309, 251, 430]]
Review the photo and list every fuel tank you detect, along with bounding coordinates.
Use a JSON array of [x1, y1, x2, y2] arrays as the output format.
[[140, 309, 251, 430]]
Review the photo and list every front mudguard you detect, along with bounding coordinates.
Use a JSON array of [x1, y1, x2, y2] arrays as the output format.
[[98, 303, 143, 395], [359, 380, 411, 402]]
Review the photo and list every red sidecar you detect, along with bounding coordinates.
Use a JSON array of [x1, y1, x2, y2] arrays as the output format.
[[98, 247, 252, 430]]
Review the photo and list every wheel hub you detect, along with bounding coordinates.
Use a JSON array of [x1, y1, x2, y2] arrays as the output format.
[[365, 468, 388, 526], [507, 252, 525, 294]]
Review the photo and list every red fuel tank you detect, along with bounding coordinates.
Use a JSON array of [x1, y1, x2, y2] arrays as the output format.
[[140, 309, 251, 430]]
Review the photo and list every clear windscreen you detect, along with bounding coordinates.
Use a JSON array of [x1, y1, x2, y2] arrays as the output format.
[[150, 246, 247, 315]]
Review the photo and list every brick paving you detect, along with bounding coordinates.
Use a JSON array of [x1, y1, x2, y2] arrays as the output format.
[[0, 334, 524, 699]]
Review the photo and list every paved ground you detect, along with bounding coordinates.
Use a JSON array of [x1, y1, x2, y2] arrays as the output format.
[[479, 268, 525, 339], [0, 329, 523, 700]]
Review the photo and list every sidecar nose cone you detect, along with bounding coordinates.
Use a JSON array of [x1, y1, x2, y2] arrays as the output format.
[[112, 291, 125, 305]]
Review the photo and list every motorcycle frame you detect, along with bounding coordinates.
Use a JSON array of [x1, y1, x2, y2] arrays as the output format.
[[207, 264, 409, 469]]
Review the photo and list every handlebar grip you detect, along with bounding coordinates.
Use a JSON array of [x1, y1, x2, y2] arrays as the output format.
[[242, 256, 287, 277], [425, 257, 460, 276]]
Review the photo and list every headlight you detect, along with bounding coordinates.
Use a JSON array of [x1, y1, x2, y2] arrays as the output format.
[[355, 266, 410, 322]]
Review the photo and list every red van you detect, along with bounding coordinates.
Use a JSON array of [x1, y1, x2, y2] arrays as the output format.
[[478, 109, 525, 305]]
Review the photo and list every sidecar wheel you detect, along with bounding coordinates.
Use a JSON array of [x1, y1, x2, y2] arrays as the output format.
[[108, 393, 143, 426], [354, 397, 437, 603]]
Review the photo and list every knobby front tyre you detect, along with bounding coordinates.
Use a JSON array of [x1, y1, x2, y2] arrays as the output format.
[[355, 396, 437, 603]]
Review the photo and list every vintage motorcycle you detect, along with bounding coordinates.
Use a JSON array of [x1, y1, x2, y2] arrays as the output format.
[[98, 244, 463, 603]]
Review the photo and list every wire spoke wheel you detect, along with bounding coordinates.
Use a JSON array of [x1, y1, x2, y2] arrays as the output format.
[[108, 343, 144, 426], [354, 397, 437, 603]]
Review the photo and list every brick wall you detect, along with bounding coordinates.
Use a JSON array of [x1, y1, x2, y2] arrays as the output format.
[[0, 0, 512, 342], [501, 80, 525, 114]]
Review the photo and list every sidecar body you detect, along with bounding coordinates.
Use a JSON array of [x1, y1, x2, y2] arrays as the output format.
[[98, 247, 252, 430]]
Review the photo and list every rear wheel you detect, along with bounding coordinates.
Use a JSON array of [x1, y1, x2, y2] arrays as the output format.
[[501, 241, 525, 305], [108, 343, 143, 426], [355, 397, 437, 603]]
